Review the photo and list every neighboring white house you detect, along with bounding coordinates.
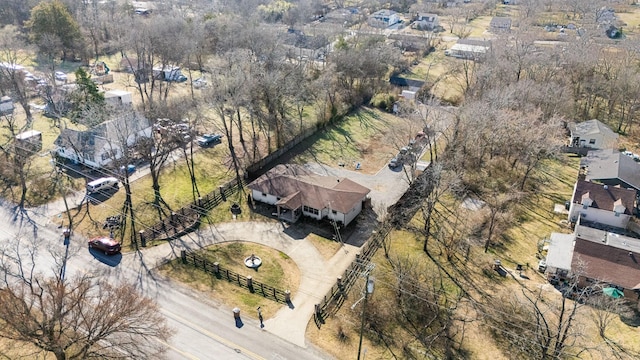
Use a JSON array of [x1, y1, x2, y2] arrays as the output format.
[[568, 180, 635, 229], [247, 164, 371, 227], [368, 9, 400, 28], [413, 13, 439, 30], [53, 113, 151, 168], [568, 119, 619, 149]]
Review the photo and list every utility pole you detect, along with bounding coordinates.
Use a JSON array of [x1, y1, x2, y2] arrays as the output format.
[[355, 264, 375, 360], [60, 228, 70, 282], [55, 161, 73, 283]]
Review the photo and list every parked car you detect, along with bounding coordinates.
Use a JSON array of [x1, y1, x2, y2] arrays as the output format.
[[538, 258, 547, 272], [196, 133, 223, 147], [88, 236, 122, 255], [54, 71, 67, 81], [119, 164, 136, 175], [86, 177, 119, 193], [192, 77, 207, 89]]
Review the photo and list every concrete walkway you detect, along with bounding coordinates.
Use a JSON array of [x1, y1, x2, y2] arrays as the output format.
[[108, 220, 359, 349]]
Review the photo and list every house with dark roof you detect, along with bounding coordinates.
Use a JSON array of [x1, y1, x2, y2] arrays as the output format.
[[490, 17, 512, 32], [247, 164, 371, 226], [568, 180, 636, 229], [389, 76, 425, 91], [54, 114, 151, 168], [545, 225, 640, 299], [568, 119, 618, 149], [580, 149, 640, 192]]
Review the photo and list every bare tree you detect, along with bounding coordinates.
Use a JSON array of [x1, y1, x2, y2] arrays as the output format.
[[0, 25, 34, 124], [486, 281, 594, 360], [0, 237, 171, 360]]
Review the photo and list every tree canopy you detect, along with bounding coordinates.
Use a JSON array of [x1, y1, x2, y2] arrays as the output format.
[[26, 0, 82, 58]]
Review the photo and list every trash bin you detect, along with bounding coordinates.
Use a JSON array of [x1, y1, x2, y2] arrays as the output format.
[[233, 307, 241, 319]]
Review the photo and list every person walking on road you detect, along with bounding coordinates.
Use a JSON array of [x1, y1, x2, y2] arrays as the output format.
[[257, 306, 264, 328]]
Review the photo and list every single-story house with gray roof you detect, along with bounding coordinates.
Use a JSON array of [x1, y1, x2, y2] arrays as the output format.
[[580, 149, 640, 193], [247, 164, 371, 226], [568, 119, 618, 150]]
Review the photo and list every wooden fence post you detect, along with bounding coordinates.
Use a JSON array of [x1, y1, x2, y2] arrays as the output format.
[[219, 186, 226, 201], [213, 262, 220, 275], [247, 276, 254, 293]]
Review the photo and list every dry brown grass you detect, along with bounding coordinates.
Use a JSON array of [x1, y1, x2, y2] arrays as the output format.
[[306, 233, 342, 262]]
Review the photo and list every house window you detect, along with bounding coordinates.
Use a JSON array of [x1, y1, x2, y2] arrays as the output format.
[[589, 139, 596, 144], [277, 197, 281, 200], [261, 192, 267, 197], [101, 150, 115, 161], [615, 211, 620, 217], [332, 210, 337, 215], [583, 204, 588, 209], [303, 205, 319, 215]]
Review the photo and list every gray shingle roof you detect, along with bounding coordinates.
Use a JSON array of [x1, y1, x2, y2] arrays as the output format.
[[569, 119, 618, 139], [581, 149, 640, 191]]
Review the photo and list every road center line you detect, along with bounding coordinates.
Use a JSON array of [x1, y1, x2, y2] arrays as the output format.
[[161, 308, 266, 360]]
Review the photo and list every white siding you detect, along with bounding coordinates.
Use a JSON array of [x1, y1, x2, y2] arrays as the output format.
[[252, 190, 279, 205], [344, 199, 364, 226], [569, 204, 630, 228]]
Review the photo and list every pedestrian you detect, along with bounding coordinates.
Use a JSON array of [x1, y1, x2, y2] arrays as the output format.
[[257, 306, 264, 328]]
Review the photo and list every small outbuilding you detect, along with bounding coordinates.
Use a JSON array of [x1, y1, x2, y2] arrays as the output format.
[[15, 130, 42, 156]]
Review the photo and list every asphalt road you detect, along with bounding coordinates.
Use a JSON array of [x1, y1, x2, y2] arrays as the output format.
[[0, 205, 331, 360]]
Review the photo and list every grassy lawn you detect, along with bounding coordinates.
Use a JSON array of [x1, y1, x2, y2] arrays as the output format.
[[293, 107, 413, 174], [306, 233, 344, 262], [67, 145, 232, 245], [494, 155, 580, 268], [466, 15, 493, 38], [158, 241, 300, 319]]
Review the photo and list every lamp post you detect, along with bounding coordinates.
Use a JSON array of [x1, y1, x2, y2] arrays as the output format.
[[60, 228, 70, 282], [352, 265, 375, 360]]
